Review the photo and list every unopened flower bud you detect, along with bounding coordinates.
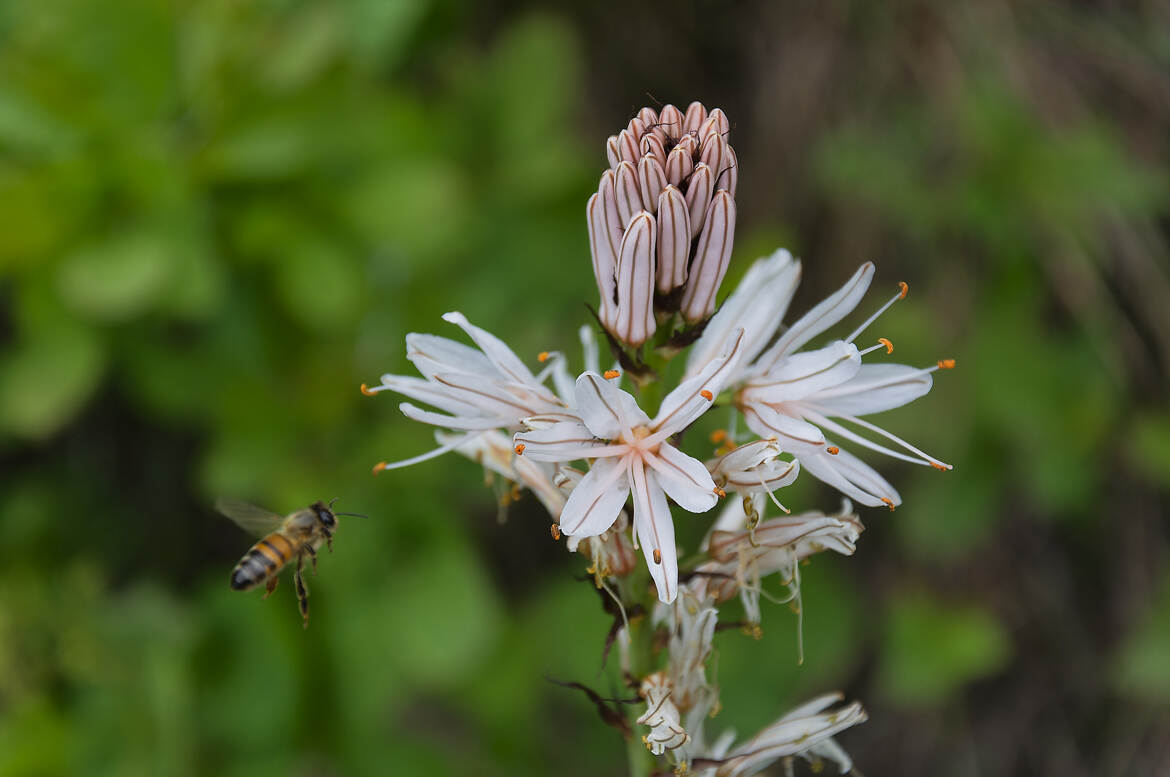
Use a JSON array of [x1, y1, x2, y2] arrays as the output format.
[[682, 100, 707, 135], [614, 211, 657, 346], [656, 186, 690, 293], [681, 191, 736, 323], [658, 103, 684, 140], [637, 155, 667, 213]]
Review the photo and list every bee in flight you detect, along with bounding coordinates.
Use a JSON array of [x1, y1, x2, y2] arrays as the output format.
[[217, 498, 363, 628]]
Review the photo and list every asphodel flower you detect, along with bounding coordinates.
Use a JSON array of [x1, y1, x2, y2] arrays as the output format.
[[362, 312, 575, 472], [663, 586, 719, 713], [514, 331, 745, 602], [637, 672, 690, 756], [588, 102, 738, 346], [696, 499, 863, 624], [703, 693, 867, 777], [689, 250, 953, 508]]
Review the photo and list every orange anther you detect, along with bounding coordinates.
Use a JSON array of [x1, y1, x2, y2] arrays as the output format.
[[603, 369, 621, 379], [930, 461, 950, 470], [700, 390, 714, 401], [550, 523, 561, 540], [898, 281, 909, 299], [880, 497, 896, 511], [713, 486, 726, 498], [372, 461, 387, 474], [538, 351, 550, 362], [937, 359, 956, 370], [360, 383, 377, 396], [878, 337, 894, 355], [514, 443, 526, 455], [653, 549, 662, 564], [710, 429, 728, 443], [826, 446, 840, 455]]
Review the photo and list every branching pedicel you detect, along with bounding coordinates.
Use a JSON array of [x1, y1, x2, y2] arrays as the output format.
[[363, 101, 953, 776]]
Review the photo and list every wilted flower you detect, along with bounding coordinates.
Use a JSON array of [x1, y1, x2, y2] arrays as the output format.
[[589, 102, 739, 346], [637, 672, 690, 756], [363, 312, 575, 471], [689, 250, 952, 508], [698, 499, 863, 624], [663, 587, 719, 713], [514, 331, 743, 602], [703, 693, 867, 777]]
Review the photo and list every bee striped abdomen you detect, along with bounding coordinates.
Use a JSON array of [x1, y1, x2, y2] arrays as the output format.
[[230, 533, 297, 591]]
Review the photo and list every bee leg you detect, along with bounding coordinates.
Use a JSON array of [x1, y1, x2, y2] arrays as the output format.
[[324, 529, 334, 553], [305, 543, 318, 575], [294, 555, 310, 629], [263, 576, 279, 599]]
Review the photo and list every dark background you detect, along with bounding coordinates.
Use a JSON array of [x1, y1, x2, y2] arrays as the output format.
[[1, 0, 1168, 775]]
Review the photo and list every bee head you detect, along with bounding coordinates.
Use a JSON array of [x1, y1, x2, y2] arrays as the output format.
[[311, 500, 337, 529]]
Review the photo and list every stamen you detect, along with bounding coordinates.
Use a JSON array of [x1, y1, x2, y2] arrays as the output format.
[[700, 390, 714, 400], [653, 549, 662, 564], [360, 383, 377, 396], [372, 461, 387, 474], [514, 443, 526, 455], [756, 469, 792, 514], [603, 369, 621, 380], [550, 523, 561, 540], [826, 446, 839, 455], [937, 358, 956, 369], [898, 281, 909, 299], [930, 461, 951, 471], [880, 497, 895, 511], [713, 486, 726, 498], [846, 285, 907, 344], [858, 340, 894, 357], [710, 429, 728, 443], [538, 351, 550, 362]]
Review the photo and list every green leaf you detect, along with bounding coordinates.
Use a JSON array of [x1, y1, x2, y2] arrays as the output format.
[[878, 591, 1011, 707], [0, 323, 105, 440], [57, 229, 177, 322]]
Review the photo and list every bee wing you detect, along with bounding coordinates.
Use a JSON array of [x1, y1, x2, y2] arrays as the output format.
[[215, 498, 285, 536]]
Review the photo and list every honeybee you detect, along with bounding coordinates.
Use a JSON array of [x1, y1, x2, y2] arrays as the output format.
[[217, 498, 361, 628]]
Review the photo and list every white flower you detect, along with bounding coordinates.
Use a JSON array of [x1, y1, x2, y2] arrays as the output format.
[[514, 331, 745, 603], [705, 693, 867, 777], [363, 312, 575, 471], [707, 439, 800, 513], [637, 672, 690, 756], [690, 253, 952, 508]]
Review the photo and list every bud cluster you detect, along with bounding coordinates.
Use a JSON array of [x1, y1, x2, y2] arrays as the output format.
[[589, 102, 738, 347]]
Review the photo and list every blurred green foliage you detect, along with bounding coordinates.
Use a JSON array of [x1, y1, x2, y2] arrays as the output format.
[[2, 0, 1170, 775]]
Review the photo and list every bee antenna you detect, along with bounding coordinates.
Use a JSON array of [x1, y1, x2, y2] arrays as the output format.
[[328, 496, 340, 509], [335, 512, 368, 520]]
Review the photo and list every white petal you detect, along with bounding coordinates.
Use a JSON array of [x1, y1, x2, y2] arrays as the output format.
[[406, 333, 495, 380], [652, 329, 744, 437], [376, 374, 482, 417], [631, 463, 679, 603], [687, 248, 801, 379], [514, 420, 612, 462], [645, 444, 718, 512], [441, 312, 536, 386], [810, 363, 933, 416], [558, 456, 630, 537], [751, 262, 875, 375], [428, 372, 543, 421], [574, 371, 650, 440], [796, 446, 900, 508], [399, 403, 505, 431], [741, 341, 861, 404], [740, 404, 827, 453]]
